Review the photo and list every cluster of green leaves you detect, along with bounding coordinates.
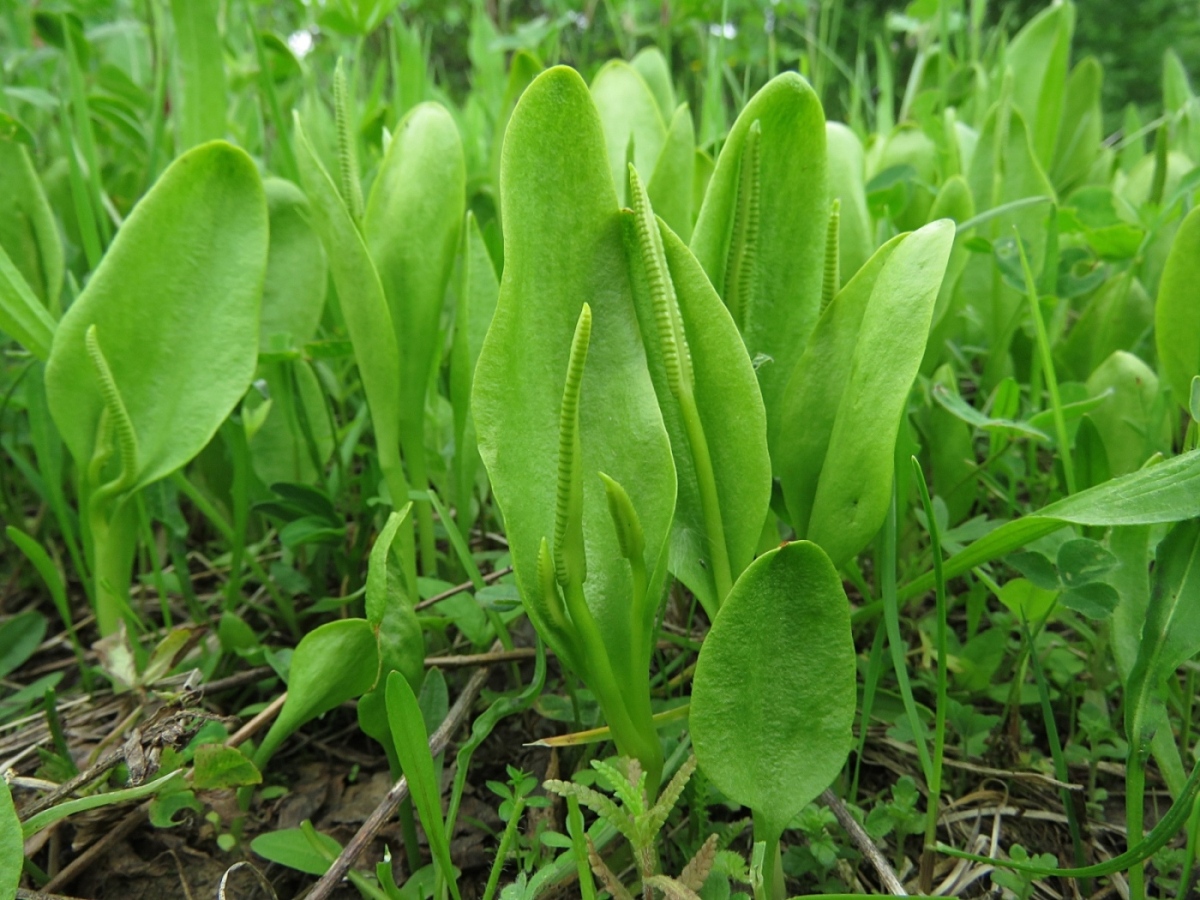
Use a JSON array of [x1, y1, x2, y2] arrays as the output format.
[[2, 1, 1200, 900]]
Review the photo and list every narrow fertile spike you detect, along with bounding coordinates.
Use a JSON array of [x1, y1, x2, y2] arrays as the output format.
[[724, 120, 762, 332], [599, 472, 645, 563], [628, 165, 693, 398], [536, 536, 570, 634], [333, 61, 364, 222], [820, 199, 841, 313], [85, 325, 139, 492], [553, 304, 593, 586]]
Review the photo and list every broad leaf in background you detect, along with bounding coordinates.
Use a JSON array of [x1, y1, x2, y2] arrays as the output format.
[[631, 47, 675, 121], [251, 178, 333, 487], [591, 61, 665, 206], [1005, 0, 1075, 169], [0, 242, 57, 361], [691, 72, 828, 451], [780, 220, 954, 568], [1051, 56, 1103, 193], [364, 101, 465, 572], [825, 122, 873, 289], [1155, 206, 1200, 410], [294, 115, 413, 586], [450, 212, 500, 538], [0, 139, 63, 313], [45, 141, 266, 492], [169, 0, 226, 150], [1085, 351, 1171, 476]]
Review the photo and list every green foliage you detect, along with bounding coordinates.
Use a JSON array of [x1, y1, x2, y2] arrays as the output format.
[[5, 3, 1200, 898], [691, 541, 856, 896]]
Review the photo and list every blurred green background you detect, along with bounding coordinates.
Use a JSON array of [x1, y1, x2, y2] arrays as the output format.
[[5, 0, 1199, 131]]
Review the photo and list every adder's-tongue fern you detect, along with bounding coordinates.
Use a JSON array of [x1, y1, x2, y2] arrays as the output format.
[[333, 60, 364, 223], [820, 198, 841, 314], [85, 325, 138, 495], [628, 165, 694, 400], [553, 303, 592, 588], [724, 120, 762, 332]]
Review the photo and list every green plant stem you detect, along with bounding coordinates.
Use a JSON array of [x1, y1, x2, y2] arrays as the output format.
[[1015, 231, 1075, 495], [88, 499, 139, 636], [398, 797, 423, 876], [134, 493, 171, 628], [678, 396, 733, 606], [851, 623, 886, 802], [881, 483, 933, 782], [1127, 752, 1147, 900], [753, 821, 784, 900], [482, 797, 526, 900], [405, 441, 439, 576], [563, 576, 662, 794], [1182, 801, 1200, 896], [1022, 616, 1089, 891], [566, 794, 597, 900], [912, 458, 947, 894], [380, 452, 419, 599]]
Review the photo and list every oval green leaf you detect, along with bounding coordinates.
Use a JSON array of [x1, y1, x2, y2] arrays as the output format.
[[45, 141, 268, 490], [691, 540, 856, 839]]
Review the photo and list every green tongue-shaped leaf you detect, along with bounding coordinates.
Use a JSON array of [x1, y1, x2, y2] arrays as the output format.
[[690, 72, 828, 452], [45, 140, 268, 493], [472, 66, 675, 687], [690, 540, 856, 886]]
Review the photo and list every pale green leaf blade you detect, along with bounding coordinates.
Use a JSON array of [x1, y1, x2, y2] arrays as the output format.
[[630, 47, 676, 122], [1126, 520, 1200, 757], [1005, 1, 1074, 168], [0, 241, 56, 360], [450, 212, 500, 529], [825, 122, 873, 287], [647, 105, 696, 243], [691, 541, 856, 839], [0, 140, 63, 313], [778, 235, 903, 536], [472, 66, 675, 681], [807, 220, 954, 568], [294, 116, 404, 493], [364, 102, 465, 458], [590, 61, 666, 206], [253, 619, 379, 771], [45, 141, 268, 489], [1, 776, 19, 900], [690, 73, 828, 448], [169, 0, 226, 149], [259, 178, 328, 350], [625, 215, 771, 613], [1156, 206, 1200, 409]]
